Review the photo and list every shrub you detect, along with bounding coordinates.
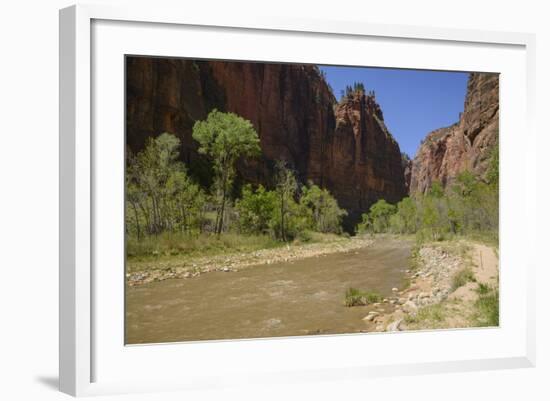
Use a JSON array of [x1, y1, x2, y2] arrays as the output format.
[[451, 267, 476, 291], [476, 282, 490, 295], [235, 184, 277, 235]]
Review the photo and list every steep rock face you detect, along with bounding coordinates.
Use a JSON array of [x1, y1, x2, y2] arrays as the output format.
[[127, 57, 337, 187], [207, 61, 337, 187], [328, 93, 406, 225], [126, 57, 407, 228], [401, 153, 412, 193], [126, 57, 227, 186], [409, 73, 499, 194]]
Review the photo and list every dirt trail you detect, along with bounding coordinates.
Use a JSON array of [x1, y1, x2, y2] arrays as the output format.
[[472, 244, 499, 283], [372, 241, 499, 332], [449, 243, 498, 303]]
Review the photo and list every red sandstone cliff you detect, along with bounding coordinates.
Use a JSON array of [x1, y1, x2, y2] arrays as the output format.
[[328, 92, 406, 223], [126, 57, 407, 228], [409, 73, 499, 194]]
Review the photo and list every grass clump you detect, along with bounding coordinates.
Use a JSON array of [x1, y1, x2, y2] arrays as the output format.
[[404, 303, 446, 326], [450, 267, 476, 291], [472, 283, 499, 327], [476, 282, 490, 295], [344, 287, 382, 307]]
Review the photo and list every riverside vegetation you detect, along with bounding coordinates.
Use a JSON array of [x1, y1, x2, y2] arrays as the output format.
[[126, 109, 499, 338], [356, 142, 498, 244], [345, 146, 499, 330], [126, 110, 348, 276]]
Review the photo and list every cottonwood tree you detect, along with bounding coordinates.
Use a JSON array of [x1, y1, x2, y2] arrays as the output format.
[[235, 184, 277, 235], [360, 149, 498, 242], [130, 133, 181, 234], [367, 199, 397, 233], [274, 161, 298, 242], [192, 110, 261, 235], [389, 196, 417, 234], [300, 182, 347, 233], [166, 166, 205, 233], [126, 132, 206, 237]]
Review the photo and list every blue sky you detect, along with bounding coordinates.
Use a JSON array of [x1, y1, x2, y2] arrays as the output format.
[[319, 66, 469, 158]]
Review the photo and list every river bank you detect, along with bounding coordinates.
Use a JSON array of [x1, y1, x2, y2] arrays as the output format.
[[360, 239, 499, 332], [126, 234, 375, 286], [125, 235, 498, 344]]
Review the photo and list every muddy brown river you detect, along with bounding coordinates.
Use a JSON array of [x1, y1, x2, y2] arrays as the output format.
[[125, 238, 412, 344]]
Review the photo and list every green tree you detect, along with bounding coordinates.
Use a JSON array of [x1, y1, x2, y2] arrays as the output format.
[[366, 199, 396, 233], [429, 180, 445, 198], [419, 196, 439, 240], [446, 195, 463, 234], [192, 110, 261, 235], [130, 133, 181, 234], [166, 165, 205, 233], [453, 171, 477, 197], [126, 180, 143, 239], [300, 182, 347, 233], [389, 213, 405, 234], [486, 143, 499, 188], [126, 132, 206, 237], [235, 184, 277, 235], [273, 161, 298, 241], [356, 212, 372, 234], [393, 197, 417, 234]]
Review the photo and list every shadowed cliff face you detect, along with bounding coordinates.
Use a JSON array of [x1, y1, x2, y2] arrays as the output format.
[[329, 92, 407, 227], [126, 57, 407, 230], [409, 73, 499, 193]]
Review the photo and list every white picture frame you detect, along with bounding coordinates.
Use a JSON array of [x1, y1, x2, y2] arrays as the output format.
[[59, 4, 536, 397]]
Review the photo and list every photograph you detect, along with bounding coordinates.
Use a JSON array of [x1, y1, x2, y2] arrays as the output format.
[[2, 0, 545, 399], [124, 56, 499, 344]]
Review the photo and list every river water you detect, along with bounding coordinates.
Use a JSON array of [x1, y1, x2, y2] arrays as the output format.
[[125, 238, 412, 344]]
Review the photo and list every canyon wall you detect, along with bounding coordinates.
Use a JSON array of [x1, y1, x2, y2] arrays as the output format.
[[126, 57, 407, 228], [409, 73, 499, 194], [328, 92, 406, 224]]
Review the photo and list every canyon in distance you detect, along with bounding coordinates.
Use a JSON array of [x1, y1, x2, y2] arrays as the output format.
[[125, 57, 500, 343]]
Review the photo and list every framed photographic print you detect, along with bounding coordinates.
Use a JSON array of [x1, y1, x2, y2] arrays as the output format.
[[59, 4, 536, 397]]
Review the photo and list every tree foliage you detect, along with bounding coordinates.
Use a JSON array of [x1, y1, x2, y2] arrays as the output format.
[[356, 146, 498, 243], [126, 133, 206, 238], [272, 161, 301, 241], [485, 143, 499, 188], [357, 199, 396, 233], [234, 168, 345, 241], [126, 113, 349, 245], [235, 184, 277, 235], [192, 109, 261, 235], [300, 181, 347, 234]]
